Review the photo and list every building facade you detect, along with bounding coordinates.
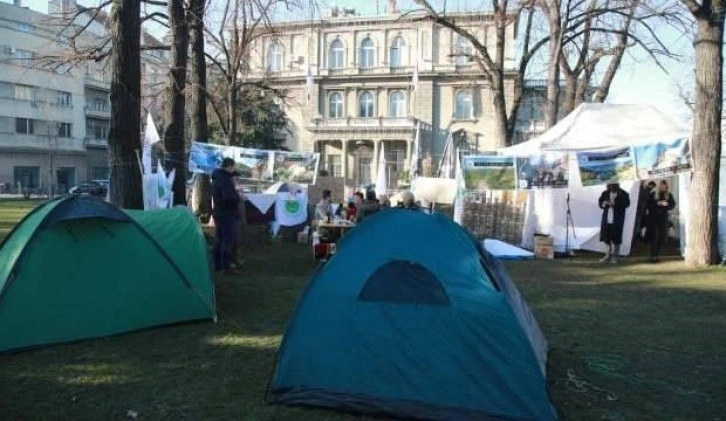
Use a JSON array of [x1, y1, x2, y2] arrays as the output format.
[[0, 0, 167, 195], [248, 8, 518, 191]]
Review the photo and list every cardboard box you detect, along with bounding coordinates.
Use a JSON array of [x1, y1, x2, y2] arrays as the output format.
[[534, 235, 555, 260]]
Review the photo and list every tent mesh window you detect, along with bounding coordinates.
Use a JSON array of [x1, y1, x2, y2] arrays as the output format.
[[358, 261, 451, 306]]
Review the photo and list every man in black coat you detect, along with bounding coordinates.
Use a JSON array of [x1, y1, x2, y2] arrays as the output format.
[[211, 158, 241, 273], [646, 180, 676, 262], [598, 183, 631, 263]]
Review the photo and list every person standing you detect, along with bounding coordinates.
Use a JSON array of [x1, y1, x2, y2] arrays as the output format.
[[646, 180, 676, 262], [212, 158, 241, 273], [598, 183, 631, 263]]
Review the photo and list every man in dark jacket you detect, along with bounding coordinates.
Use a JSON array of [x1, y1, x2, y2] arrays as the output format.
[[646, 180, 676, 262], [598, 183, 630, 263], [212, 158, 241, 273]]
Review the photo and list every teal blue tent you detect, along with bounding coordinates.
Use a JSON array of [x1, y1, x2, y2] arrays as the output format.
[[267, 210, 557, 420]]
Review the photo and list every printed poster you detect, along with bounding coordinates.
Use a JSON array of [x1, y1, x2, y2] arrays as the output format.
[[272, 151, 320, 185], [577, 147, 636, 187], [461, 156, 517, 190], [188, 142, 228, 174], [234, 148, 273, 181], [633, 138, 692, 179], [516, 152, 569, 189]]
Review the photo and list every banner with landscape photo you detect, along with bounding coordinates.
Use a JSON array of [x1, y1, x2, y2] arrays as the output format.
[[633, 138, 692, 179], [271, 151, 320, 185], [235, 148, 273, 181], [516, 152, 569, 189], [577, 147, 636, 187], [461, 156, 517, 190], [188, 142, 228, 174]]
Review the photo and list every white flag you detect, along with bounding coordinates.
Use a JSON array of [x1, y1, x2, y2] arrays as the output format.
[[375, 143, 387, 198], [306, 65, 314, 104], [410, 122, 420, 181], [141, 112, 160, 175]]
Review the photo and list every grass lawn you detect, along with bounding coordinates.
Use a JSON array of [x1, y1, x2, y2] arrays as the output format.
[[1, 200, 725, 420]]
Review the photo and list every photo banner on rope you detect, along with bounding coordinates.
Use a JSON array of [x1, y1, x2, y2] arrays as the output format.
[[632, 138, 692, 179], [515, 152, 569, 189], [188, 141, 320, 184], [577, 147, 636, 187], [461, 155, 517, 190]]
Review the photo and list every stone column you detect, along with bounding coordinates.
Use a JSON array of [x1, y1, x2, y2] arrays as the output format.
[[373, 139, 381, 184], [341, 139, 349, 180]]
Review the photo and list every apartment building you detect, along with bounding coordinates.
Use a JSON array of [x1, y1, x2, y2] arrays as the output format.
[[0, 0, 167, 194], [247, 5, 521, 191]]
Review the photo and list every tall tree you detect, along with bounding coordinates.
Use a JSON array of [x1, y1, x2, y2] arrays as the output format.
[[682, 0, 724, 265], [538, 0, 565, 128], [413, 0, 548, 146], [164, 0, 190, 206], [188, 0, 212, 217], [108, 0, 143, 208]]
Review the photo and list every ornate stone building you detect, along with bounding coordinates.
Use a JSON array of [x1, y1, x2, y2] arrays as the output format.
[[248, 7, 518, 191]]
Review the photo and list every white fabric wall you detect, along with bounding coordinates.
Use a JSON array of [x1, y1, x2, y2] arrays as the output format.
[[520, 155, 638, 256]]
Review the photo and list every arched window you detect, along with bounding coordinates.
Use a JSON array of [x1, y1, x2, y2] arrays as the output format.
[[389, 36, 405, 67], [329, 39, 344, 69], [359, 37, 375, 69], [359, 91, 374, 118], [455, 90, 473, 119], [329, 92, 344, 118], [389, 90, 406, 117], [455, 35, 471, 67], [267, 42, 283, 71]]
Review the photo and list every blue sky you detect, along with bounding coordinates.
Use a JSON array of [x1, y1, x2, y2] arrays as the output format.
[[15, 0, 698, 122]]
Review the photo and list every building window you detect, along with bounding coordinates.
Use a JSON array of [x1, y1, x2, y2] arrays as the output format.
[[17, 22, 35, 33], [327, 154, 342, 177], [267, 41, 283, 72], [455, 35, 471, 67], [359, 37, 375, 69], [389, 36, 405, 67], [57, 123, 72, 138], [455, 90, 473, 119], [15, 118, 34, 134], [87, 118, 109, 139], [389, 90, 406, 117], [14, 166, 40, 190], [14, 84, 35, 101], [17, 49, 34, 67], [57, 91, 72, 107], [328, 92, 344, 118], [359, 91, 374, 118], [329, 39, 344, 69], [357, 156, 373, 186], [384, 143, 406, 187]]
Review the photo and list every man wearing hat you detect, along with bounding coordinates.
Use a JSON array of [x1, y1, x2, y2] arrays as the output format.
[[598, 182, 631, 263]]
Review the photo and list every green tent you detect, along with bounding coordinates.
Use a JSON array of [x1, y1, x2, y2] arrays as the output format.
[[0, 195, 216, 353]]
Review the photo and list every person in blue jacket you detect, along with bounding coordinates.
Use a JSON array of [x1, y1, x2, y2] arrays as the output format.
[[211, 158, 241, 273]]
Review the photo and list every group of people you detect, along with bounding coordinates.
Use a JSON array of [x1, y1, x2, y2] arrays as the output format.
[[315, 189, 421, 224], [598, 180, 675, 264]]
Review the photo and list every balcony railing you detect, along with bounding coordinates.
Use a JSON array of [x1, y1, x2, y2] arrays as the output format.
[[85, 137, 108, 147], [0, 134, 85, 151], [85, 103, 111, 117], [309, 116, 421, 130], [84, 75, 111, 90]]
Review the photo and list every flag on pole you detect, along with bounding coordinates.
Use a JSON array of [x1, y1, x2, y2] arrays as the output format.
[[142, 112, 160, 175], [306, 65, 314, 104], [410, 121, 420, 181], [375, 143, 387, 198]]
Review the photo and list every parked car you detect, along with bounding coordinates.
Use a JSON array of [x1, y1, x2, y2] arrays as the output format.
[[69, 180, 108, 197]]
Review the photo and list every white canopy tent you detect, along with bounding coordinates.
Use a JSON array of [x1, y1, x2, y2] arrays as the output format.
[[498, 104, 690, 256]]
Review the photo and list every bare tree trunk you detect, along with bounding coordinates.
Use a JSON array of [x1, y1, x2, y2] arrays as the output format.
[[560, 65, 577, 115], [188, 0, 212, 218], [164, 0, 189, 206], [226, 84, 237, 145], [541, 0, 563, 127], [686, 6, 724, 265], [108, 0, 142, 208]]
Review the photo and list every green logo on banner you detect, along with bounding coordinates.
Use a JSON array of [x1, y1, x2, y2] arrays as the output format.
[[285, 200, 301, 215]]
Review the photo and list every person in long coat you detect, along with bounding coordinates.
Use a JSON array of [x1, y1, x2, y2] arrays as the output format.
[[646, 180, 676, 262], [598, 183, 631, 263]]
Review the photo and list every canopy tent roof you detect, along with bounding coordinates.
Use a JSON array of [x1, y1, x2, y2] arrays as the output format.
[[503, 104, 690, 155]]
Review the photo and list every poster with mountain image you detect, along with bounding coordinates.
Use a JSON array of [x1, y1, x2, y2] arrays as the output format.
[[516, 152, 569, 189], [633, 138, 692, 179], [188, 142, 227, 174], [577, 147, 636, 187], [272, 151, 320, 185], [235, 148, 273, 181], [461, 156, 517, 190]]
